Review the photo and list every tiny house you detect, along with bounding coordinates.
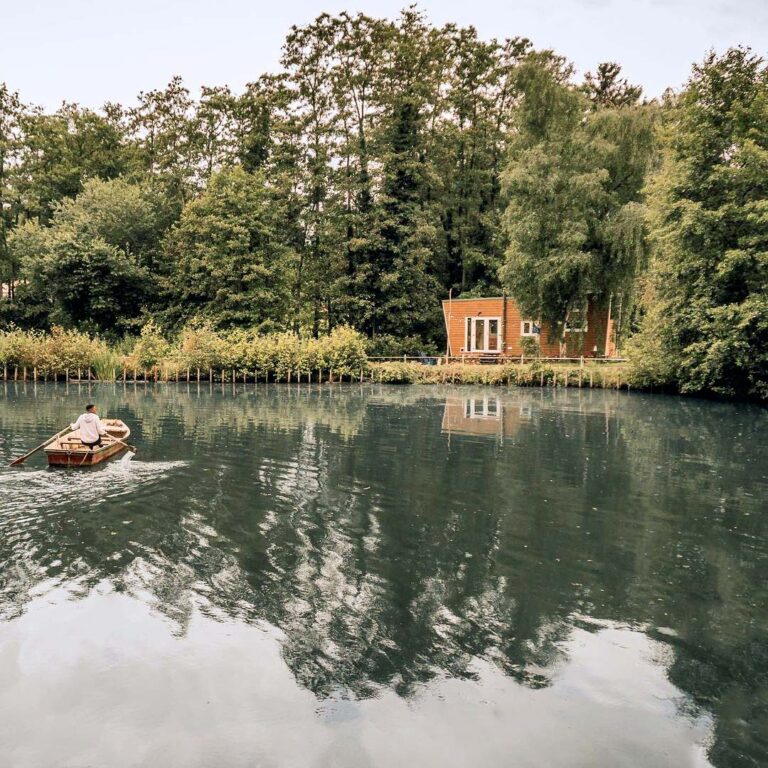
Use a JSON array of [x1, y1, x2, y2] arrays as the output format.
[[441, 295, 616, 358]]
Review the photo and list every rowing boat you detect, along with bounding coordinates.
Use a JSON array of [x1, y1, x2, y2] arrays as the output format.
[[44, 419, 131, 467]]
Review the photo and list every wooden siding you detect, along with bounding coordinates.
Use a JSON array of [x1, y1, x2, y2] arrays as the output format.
[[442, 296, 614, 358]]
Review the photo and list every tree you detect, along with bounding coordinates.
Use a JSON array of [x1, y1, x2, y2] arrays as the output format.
[[631, 48, 768, 398], [163, 167, 294, 330], [16, 104, 131, 224], [501, 55, 608, 338], [0, 83, 25, 297], [128, 76, 199, 203], [583, 62, 643, 108], [11, 223, 148, 335], [7, 178, 166, 332], [501, 55, 654, 348]]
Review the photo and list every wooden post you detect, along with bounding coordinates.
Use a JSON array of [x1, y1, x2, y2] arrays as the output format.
[[197, 367, 200, 383], [209, 368, 213, 382], [33, 367, 37, 382]]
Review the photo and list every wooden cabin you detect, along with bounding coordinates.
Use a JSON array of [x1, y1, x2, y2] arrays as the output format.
[[441, 296, 616, 359]]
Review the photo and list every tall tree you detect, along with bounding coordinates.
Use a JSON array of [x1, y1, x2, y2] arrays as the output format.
[[583, 62, 643, 108], [0, 84, 24, 297], [128, 76, 199, 204], [501, 55, 654, 346], [15, 104, 130, 224], [282, 16, 341, 335], [631, 48, 768, 398], [163, 167, 294, 330], [360, 7, 444, 338]]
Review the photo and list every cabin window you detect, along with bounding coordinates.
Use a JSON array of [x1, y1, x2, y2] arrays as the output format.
[[521, 320, 540, 337], [564, 311, 588, 333], [464, 317, 502, 353]]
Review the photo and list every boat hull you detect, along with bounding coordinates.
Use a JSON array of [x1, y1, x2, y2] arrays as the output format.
[[45, 419, 131, 468]]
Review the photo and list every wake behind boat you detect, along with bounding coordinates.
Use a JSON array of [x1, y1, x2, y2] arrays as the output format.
[[44, 419, 132, 467]]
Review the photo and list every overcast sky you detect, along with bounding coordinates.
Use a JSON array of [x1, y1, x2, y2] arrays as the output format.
[[3, 0, 767, 110]]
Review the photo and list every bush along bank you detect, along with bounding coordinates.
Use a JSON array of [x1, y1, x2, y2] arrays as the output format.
[[0, 325, 632, 389], [368, 362, 633, 390]]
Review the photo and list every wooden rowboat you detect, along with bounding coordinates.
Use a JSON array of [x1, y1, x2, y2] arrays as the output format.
[[45, 419, 131, 467]]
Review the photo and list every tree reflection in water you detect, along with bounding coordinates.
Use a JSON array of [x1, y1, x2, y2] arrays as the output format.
[[0, 382, 766, 766]]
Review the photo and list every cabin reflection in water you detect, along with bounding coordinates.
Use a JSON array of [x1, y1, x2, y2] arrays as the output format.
[[441, 395, 531, 441]]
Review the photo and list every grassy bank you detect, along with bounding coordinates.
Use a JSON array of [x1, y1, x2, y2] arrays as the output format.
[[0, 326, 632, 390], [369, 362, 633, 389]]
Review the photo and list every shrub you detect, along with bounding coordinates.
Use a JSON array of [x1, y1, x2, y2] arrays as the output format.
[[177, 323, 229, 370], [366, 334, 438, 358], [320, 326, 367, 375], [520, 336, 541, 358], [0, 326, 106, 374], [129, 320, 171, 368]]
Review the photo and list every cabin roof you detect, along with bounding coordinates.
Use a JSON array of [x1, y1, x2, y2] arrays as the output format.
[[442, 296, 505, 303]]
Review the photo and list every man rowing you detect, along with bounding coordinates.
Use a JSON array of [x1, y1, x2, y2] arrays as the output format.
[[71, 404, 107, 450]]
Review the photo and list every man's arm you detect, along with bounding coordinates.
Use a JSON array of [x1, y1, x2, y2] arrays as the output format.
[[70, 415, 81, 431], [96, 417, 107, 436]]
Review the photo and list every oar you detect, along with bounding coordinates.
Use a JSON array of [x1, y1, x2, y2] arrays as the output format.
[[9, 425, 71, 466], [108, 435, 138, 454]]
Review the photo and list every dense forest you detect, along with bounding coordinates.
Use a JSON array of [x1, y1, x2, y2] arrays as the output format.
[[0, 9, 766, 398]]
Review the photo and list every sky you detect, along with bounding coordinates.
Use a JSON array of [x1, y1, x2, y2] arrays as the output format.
[[2, 0, 767, 110]]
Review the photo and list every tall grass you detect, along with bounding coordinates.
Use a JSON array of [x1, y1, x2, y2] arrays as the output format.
[[0, 323, 631, 388], [0, 324, 369, 381]]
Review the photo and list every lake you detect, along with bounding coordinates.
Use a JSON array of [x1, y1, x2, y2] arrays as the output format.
[[0, 382, 766, 768]]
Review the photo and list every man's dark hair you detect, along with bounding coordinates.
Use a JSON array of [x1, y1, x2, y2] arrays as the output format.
[[86, 404, 96, 412]]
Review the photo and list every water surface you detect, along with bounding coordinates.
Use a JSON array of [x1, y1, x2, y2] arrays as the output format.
[[0, 382, 766, 768]]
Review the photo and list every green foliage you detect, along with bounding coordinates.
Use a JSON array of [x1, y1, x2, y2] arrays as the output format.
[[163, 167, 294, 330], [7, 178, 166, 334], [368, 360, 630, 387], [129, 320, 170, 368], [365, 334, 438, 357], [170, 323, 367, 378], [0, 326, 108, 373], [520, 336, 541, 358], [0, 15, 764, 400], [632, 48, 768, 398], [177, 324, 230, 370], [501, 56, 655, 341], [91, 348, 123, 381]]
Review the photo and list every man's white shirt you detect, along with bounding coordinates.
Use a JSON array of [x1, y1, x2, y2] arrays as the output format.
[[71, 413, 106, 444]]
